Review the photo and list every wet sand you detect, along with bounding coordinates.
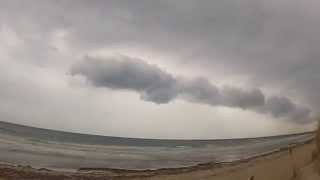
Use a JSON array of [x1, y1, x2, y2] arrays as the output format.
[[0, 139, 318, 180]]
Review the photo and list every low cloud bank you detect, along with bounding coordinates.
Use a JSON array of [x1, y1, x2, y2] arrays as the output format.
[[70, 55, 311, 123]]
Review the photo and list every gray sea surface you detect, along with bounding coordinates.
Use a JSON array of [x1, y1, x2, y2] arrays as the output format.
[[0, 121, 314, 171]]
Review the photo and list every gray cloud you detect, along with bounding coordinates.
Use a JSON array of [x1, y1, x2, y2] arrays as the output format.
[[261, 96, 311, 123], [2, 0, 315, 112], [71, 56, 311, 123], [178, 78, 266, 109], [70, 56, 178, 104], [0, 0, 318, 138]]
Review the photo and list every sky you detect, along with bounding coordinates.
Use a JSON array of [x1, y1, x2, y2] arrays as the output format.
[[0, 0, 319, 139]]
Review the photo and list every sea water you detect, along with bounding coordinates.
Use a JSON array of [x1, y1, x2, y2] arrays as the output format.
[[0, 121, 314, 171]]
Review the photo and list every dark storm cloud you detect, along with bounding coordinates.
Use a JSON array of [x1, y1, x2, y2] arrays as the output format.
[[1, 0, 319, 100], [70, 56, 178, 104], [71, 56, 311, 122], [0, 0, 318, 132], [178, 78, 265, 109], [261, 96, 311, 122]]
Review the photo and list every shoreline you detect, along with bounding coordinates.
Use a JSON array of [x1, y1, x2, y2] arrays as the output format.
[[0, 139, 317, 180]]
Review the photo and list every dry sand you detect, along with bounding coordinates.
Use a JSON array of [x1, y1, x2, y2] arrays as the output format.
[[293, 162, 320, 180], [0, 139, 318, 180], [293, 127, 320, 180]]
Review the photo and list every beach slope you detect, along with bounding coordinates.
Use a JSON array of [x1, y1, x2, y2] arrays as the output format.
[[0, 139, 318, 180]]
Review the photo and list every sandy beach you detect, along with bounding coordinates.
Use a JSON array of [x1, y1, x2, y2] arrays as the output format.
[[0, 139, 318, 180]]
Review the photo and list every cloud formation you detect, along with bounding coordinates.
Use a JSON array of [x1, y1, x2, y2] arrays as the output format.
[[71, 55, 178, 104], [0, 0, 318, 138], [71, 56, 311, 123]]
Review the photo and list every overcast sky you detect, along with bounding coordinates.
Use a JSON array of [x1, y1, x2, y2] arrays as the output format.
[[0, 0, 319, 139]]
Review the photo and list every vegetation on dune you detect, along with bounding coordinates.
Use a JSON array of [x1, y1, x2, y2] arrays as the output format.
[[316, 121, 320, 174], [317, 123, 320, 150]]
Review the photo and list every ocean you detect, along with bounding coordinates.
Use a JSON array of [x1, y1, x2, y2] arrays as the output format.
[[0, 121, 314, 171]]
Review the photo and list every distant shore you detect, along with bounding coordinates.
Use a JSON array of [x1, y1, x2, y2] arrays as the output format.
[[0, 139, 317, 180]]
